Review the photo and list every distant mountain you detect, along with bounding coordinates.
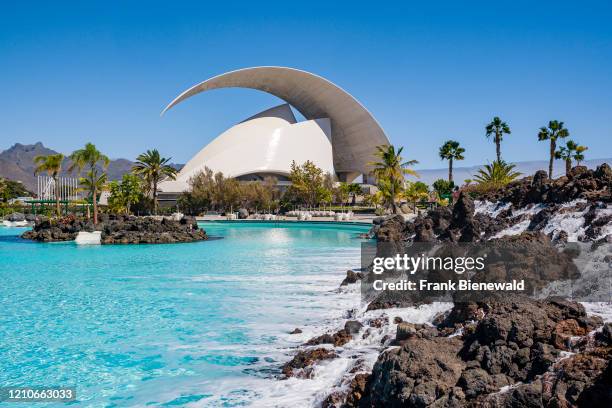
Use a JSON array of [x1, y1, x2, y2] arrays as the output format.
[[0, 142, 134, 193], [408, 158, 611, 186]]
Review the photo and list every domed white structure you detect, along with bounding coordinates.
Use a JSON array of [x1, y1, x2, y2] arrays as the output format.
[[158, 104, 334, 193], [158, 66, 390, 196]]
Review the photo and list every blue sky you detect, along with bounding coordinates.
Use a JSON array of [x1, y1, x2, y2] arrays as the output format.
[[1, 1, 610, 169]]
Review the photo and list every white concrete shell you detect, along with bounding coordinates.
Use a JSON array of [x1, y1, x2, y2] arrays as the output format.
[[162, 66, 389, 180], [158, 104, 334, 193]]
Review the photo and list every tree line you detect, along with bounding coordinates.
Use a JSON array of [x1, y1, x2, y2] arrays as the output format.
[[28, 116, 590, 219], [439, 117, 588, 186], [366, 117, 590, 215], [177, 161, 361, 215], [32, 143, 177, 222]]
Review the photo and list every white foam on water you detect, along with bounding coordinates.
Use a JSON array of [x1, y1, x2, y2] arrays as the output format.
[[489, 200, 603, 240], [497, 383, 522, 394], [590, 204, 612, 240], [493, 219, 531, 238], [474, 200, 512, 218], [193, 292, 453, 408], [491, 203, 545, 238], [488, 200, 611, 241], [541, 203, 590, 241], [582, 302, 612, 322], [492, 204, 545, 238]]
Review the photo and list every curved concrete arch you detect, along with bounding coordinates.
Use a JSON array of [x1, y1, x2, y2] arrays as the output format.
[[162, 66, 390, 179]]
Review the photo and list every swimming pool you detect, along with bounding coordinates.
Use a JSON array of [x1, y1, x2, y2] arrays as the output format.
[[0, 222, 370, 407]]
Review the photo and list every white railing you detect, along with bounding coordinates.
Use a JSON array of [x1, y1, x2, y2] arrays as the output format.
[[37, 176, 80, 201]]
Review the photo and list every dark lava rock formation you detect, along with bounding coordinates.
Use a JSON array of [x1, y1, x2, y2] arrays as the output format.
[[21, 214, 207, 244], [322, 167, 611, 407], [281, 348, 338, 378], [341, 270, 364, 286], [334, 295, 610, 407], [479, 164, 612, 206], [371, 164, 611, 246], [305, 321, 364, 348]]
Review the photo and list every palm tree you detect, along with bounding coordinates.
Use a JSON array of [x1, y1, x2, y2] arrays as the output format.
[[69, 143, 110, 224], [438, 140, 465, 183], [376, 177, 403, 213], [473, 161, 521, 188], [556, 140, 588, 175], [132, 149, 177, 215], [573, 144, 588, 166], [555, 140, 577, 176], [538, 120, 570, 178], [369, 145, 418, 214], [348, 183, 362, 205], [79, 170, 107, 215], [485, 117, 511, 162], [34, 153, 64, 216], [403, 181, 429, 211], [338, 182, 351, 205]]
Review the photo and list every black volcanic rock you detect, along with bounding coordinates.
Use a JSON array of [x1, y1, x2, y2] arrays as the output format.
[[281, 348, 338, 378], [375, 214, 407, 242], [354, 176, 612, 407], [6, 212, 26, 221], [340, 270, 364, 286], [21, 215, 207, 244], [358, 295, 609, 408], [435, 191, 481, 243], [479, 164, 612, 206], [363, 336, 466, 407], [413, 216, 435, 242], [373, 165, 612, 246], [428, 205, 452, 234]]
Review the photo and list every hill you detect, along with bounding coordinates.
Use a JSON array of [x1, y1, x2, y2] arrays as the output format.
[[0, 143, 134, 192]]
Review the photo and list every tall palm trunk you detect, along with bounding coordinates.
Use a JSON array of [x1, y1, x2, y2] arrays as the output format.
[[152, 179, 158, 215], [390, 177, 397, 214], [54, 175, 61, 216], [565, 159, 571, 176], [93, 185, 98, 225], [448, 158, 454, 183], [495, 134, 501, 162], [549, 140, 556, 178]]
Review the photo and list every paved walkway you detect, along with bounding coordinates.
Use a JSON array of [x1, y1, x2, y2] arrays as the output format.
[[195, 214, 378, 224]]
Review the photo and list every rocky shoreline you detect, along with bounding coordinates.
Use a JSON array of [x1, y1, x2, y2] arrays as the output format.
[[360, 295, 610, 407], [21, 214, 207, 244], [282, 164, 611, 407]]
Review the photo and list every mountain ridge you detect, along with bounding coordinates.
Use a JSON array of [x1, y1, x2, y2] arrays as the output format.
[[0, 142, 135, 192]]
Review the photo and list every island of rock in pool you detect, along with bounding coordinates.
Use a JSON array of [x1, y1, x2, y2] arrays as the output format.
[[21, 215, 207, 244]]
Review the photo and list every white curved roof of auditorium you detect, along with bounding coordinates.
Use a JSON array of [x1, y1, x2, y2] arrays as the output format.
[[158, 104, 334, 193], [161, 66, 390, 181]]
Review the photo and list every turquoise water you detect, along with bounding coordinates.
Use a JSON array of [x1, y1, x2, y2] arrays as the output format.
[[0, 222, 369, 407]]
